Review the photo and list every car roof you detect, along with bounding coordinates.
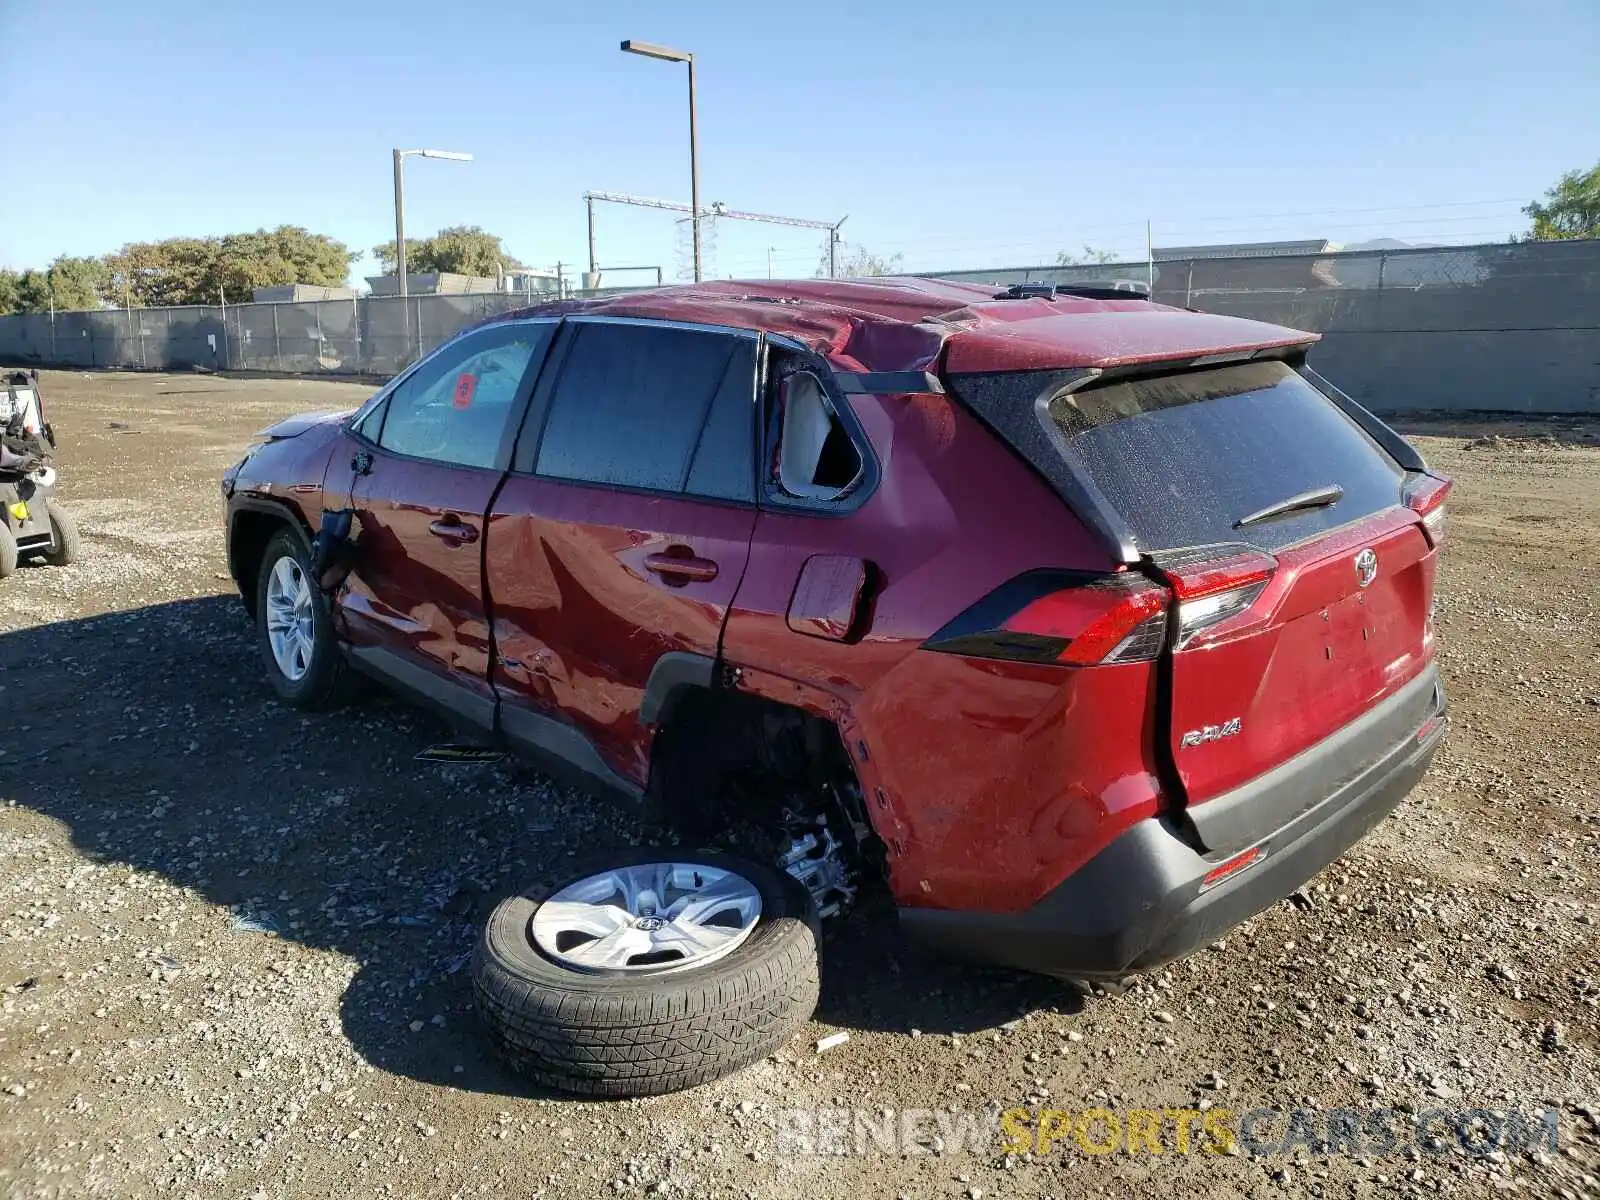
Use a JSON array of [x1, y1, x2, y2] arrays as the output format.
[[491, 276, 1318, 377]]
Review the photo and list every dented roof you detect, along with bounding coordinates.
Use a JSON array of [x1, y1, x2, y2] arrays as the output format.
[[493, 276, 1319, 378]]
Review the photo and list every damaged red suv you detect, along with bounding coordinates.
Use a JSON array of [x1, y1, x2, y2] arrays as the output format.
[[222, 278, 1449, 1095]]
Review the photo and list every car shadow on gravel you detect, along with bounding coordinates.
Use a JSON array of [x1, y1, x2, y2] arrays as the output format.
[[2, 597, 1083, 1102]]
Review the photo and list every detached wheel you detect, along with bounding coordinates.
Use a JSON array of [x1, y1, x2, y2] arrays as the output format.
[[255, 529, 354, 709], [42, 504, 80, 566], [0, 524, 15, 578], [474, 849, 821, 1097]]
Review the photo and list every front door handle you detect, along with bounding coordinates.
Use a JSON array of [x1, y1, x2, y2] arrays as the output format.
[[427, 516, 480, 545], [645, 552, 718, 584]]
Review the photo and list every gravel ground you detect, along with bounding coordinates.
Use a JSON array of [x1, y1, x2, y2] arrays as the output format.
[[1, 371, 1598, 1200]]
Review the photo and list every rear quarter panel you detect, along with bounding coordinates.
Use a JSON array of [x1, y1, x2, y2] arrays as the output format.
[[721, 388, 1142, 910]]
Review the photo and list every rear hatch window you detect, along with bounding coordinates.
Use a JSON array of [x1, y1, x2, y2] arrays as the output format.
[[949, 359, 1405, 553]]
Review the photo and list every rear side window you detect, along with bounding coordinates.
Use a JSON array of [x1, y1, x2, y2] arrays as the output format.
[[950, 360, 1404, 553], [533, 323, 756, 499]]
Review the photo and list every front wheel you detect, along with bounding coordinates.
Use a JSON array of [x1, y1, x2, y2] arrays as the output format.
[[0, 524, 16, 578], [474, 849, 822, 1097], [255, 529, 354, 709]]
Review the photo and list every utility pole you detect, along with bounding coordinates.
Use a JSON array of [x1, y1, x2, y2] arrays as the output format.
[[830, 215, 850, 278], [621, 41, 702, 282], [1146, 218, 1155, 293], [390, 147, 472, 362], [586, 193, 599, 289]]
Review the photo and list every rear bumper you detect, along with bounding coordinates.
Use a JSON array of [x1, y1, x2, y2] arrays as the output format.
[[898, 670, 1446, 978]]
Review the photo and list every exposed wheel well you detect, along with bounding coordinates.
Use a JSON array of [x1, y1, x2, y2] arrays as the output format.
[[228, 505, 305, 619], [645, 686, 885, 907]]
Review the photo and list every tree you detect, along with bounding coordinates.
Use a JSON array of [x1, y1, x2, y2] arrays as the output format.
[[1523, 161, 1600, 241], [0, 256, 109, 313], [817, 245, 904, 278], [43, 256, 109, 310], [371, 226, 522, 278], [213, 227, 355, 300], [1055, 246, 1118, 266], [103, 227, 355, 306]]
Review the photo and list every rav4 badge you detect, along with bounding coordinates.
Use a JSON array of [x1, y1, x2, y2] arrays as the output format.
[[1180, 717, 1242, 748]]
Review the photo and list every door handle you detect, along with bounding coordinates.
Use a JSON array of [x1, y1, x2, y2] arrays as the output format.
[[645, 552, 718, 583], [427, 516, 480, 545]]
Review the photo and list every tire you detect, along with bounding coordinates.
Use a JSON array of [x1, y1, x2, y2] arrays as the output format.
[[42, 504, 80, 566], [255, 528, 355, 709], [0, 524, 15, 579], [474, 848, 821, 1097]]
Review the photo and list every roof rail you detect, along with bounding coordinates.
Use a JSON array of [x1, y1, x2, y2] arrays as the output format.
[[994, 280, 1151, 302]]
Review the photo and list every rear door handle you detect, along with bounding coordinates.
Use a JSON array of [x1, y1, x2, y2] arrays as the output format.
[[645, 552, 718, 583], [427, 516, 480, 545]]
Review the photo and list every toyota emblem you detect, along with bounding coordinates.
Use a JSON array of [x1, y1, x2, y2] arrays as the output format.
[[1354, 548, 1378, 588]]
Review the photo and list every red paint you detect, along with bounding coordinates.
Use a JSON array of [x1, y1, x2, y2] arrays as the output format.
[[489, 278, 1317, 375], [335, 445, 500, 706], [786, 555, 868, 641], [484, 477, 756, 786], [1160, 508, 1435, 806], [231, 277, 1439, 930]]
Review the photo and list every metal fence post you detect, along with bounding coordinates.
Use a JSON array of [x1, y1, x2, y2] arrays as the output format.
[[314, 303, 324, 375], [273, 304, 282, 371]]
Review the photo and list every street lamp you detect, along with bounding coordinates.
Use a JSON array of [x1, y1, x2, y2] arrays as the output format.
[[620, 40, 701, 282], [391, 148, 473, 299]]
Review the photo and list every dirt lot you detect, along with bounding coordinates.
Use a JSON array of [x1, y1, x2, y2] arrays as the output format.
[[2, 370, 1598, 1200]]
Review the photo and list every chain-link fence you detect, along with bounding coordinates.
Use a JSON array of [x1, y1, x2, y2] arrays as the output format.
[[3, 240, 1598, 411], [0, 289, 637, 377]]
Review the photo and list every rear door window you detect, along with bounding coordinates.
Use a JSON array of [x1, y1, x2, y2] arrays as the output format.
[[530, 322, 756, 499], [951, 360, 1405, 552]]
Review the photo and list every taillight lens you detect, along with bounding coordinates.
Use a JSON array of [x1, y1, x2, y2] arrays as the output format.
[[1155, 546, 1278, 647], [925, 571, 1171, 666], [1405, 472, 1451, 546]]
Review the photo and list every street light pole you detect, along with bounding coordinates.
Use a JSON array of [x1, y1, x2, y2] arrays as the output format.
[[392, 150, 407, 300], [390, 148, 474, 300], [621, 40, 701, 282]]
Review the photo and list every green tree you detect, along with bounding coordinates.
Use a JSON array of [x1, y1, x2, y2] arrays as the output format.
[[1523, 161, 1600, 240], [43, 256, 109, 310], [0, 269, 21, 315], [103, 227, 355, 306], [817, 245, 904, 278], [213, 226, 356, 300], [371, 226, 522, 278], [0, 257, 109, 313], [1055, 246, 1118, 265]]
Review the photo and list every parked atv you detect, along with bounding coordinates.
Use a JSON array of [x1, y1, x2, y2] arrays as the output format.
[[1, 370, 79, 577]]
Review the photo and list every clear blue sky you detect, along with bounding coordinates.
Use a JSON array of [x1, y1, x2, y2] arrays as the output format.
[[2, 0, 1596, 285]]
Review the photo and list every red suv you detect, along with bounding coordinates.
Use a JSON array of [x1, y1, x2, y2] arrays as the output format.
[[223, 278, 1449, 1096]]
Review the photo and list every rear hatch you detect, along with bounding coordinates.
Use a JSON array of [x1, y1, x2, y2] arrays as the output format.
[[944, 354, 1446, 844]]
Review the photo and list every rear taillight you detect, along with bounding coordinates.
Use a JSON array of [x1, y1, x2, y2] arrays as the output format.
[[1155, 546, 1278, 647], [925, 571, 1170, 666], [1405, 473, 1451, 546]]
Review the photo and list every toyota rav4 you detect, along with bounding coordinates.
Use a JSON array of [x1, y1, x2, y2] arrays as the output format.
[[222, 277, 1449, 1096]]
